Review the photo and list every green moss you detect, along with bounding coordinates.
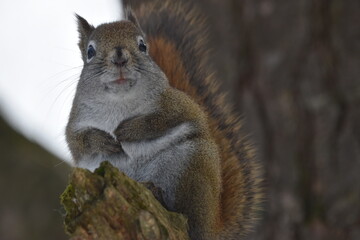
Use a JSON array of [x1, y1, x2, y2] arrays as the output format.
[[94, 163, 106, 177], [60, 184, 78, 234]]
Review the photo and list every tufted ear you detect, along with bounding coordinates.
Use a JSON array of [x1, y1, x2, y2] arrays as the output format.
[[124, 6, 144, 33], [75, 14, 95, 60]]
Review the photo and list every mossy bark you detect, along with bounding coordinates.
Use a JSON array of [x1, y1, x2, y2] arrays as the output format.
[[60, 161, 189, 240]]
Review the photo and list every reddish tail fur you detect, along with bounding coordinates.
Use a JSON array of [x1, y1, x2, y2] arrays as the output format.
[[126, 0, 263, 238]]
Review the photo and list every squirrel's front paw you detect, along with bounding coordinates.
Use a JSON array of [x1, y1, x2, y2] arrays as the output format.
[[101, 135, 124, 154], [114, 125, 126, 141], [114, 119, 136, 141], [85, 128, 123, 154]]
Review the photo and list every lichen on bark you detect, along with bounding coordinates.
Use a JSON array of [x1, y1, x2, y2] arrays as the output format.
[[60, 161, 189, 240]]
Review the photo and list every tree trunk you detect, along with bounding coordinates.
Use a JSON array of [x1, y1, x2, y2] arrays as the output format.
[[199, 0, 360, 239]]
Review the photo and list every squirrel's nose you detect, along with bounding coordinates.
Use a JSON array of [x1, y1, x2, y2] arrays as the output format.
[[111, 47, 128, 67]]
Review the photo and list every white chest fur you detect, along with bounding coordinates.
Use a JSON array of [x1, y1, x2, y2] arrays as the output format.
[[74, 96, 154, 135]]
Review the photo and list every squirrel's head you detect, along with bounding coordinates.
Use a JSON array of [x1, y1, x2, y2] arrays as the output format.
[[76, 7, 168, 98]]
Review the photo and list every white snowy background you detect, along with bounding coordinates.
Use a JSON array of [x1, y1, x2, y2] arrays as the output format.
[[0, 0, 122, 163]]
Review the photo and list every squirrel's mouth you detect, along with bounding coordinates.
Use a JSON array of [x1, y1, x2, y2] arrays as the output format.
[[101, 69, 138, 90], [111, 70, 130, 84], [113, 77, 127, 84], [104, 77, 137, 90]]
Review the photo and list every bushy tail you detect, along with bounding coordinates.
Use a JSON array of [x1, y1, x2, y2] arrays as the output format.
[[125, 0, 263, 238]]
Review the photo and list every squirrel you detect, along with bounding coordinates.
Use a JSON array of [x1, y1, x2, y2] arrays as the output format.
[[66, 1, 263, 239]]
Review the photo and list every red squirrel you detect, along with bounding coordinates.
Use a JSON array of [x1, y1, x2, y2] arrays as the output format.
[[66, 1, 263, 239]]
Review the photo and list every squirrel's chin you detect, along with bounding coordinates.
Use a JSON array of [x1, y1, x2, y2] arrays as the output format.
[[103, 78, 138, 93]]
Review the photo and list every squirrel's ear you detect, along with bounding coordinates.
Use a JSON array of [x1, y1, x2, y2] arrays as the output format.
[[124, 6, 144, 34], [76, 14, 94, 39], [75, 14, 95, 58]]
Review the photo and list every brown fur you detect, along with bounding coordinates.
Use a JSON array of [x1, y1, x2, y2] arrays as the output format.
[[114, 87, 222, 239], [129, 0, 263, 238]]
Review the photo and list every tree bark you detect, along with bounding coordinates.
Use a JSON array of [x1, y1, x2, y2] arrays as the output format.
[[61, 161, 189, 240], [197, 0, 360, 239]]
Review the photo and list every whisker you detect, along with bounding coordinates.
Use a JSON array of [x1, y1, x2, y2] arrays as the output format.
[[81, 70, 105, 83], [134, 65, 158, 75], [47, 79, 78, 114], [46, 65, 83, 80]]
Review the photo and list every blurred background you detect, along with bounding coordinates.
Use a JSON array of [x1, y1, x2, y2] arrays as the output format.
[[0, 0, 359, 239], [0, 0, 120, 239]]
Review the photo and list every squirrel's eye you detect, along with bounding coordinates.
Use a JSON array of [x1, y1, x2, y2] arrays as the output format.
[[138, 40, 147, 52], [87, 45, 96, 60]]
